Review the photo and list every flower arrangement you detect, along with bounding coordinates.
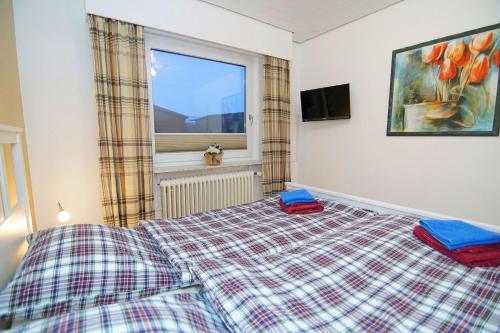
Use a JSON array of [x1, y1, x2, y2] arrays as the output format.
[[204, 144, 224, 166], [422, 31, 499, 102]]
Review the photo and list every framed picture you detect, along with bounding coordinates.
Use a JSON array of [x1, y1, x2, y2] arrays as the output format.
[[387, 23, 500, 136]]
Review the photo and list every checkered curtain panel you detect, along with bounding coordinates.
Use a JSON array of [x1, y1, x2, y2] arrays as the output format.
[[262, 55, 291, 197], [88, 15, 154, 228]]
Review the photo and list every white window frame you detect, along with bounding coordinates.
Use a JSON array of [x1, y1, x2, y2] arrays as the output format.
[[145, 30, 262, 169]]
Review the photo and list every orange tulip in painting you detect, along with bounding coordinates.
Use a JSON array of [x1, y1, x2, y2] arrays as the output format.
[[439, 59, 457, 80], [388, 25, 499, 135], [471, 32, 493, 53], [469, 54, 490, 83], [446, 40, 471, 67], [422, 43, 448, 64]]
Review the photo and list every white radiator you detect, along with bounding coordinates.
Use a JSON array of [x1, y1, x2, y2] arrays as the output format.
[[159, 171, 259, 219]]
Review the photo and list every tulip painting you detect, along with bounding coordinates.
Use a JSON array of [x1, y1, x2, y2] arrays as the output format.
[[388, 24, 499, 136]]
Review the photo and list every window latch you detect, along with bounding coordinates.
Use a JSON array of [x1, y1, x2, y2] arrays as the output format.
[[248, 114, 253, 126]]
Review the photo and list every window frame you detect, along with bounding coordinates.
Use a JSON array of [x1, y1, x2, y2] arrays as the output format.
[[145, 31, 261, 168]]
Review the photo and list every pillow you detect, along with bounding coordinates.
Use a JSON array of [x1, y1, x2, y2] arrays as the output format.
[[9, 292, 229, 333], [0, 224, 181, 323]]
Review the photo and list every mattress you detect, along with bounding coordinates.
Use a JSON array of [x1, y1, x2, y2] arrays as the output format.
[[192, 213, 500, 332], [139, 196, 377, 286]]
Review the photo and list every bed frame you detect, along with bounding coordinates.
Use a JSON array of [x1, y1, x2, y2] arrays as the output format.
[[286, 182, 500, 232], [0, 125, 32, 291]]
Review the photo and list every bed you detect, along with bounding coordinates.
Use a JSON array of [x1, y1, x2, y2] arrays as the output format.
[[0, 195, 375, 325], [1, 182, 499, 332]]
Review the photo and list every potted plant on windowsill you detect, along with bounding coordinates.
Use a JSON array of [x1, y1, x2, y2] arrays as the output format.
[[204, 144, 224, 166]]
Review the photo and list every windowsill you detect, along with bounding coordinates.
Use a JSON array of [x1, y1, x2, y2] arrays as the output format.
[[154, 160, 262, 174]]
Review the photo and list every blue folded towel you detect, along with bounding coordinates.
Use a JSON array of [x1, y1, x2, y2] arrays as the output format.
[[419, 219, 500, 250], [279, 189, 316, 206]]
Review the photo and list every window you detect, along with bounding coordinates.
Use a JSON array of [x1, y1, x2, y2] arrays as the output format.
[[151, 50, 247, 153], [146, 32, 260, 167]]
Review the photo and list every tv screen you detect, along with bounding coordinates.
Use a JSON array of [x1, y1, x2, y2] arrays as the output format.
[[300, 84, 350, 121]]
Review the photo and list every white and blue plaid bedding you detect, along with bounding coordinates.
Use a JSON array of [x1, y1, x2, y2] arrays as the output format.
[[191, 214, 500, 333], [4, 199, 499, 332], [140, 196, 377, 286], [0, 224, 182, 323], [9, 292, 229, 333]]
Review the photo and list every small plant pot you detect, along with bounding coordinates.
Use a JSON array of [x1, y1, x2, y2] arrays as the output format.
[[204, 153, 223, 166]]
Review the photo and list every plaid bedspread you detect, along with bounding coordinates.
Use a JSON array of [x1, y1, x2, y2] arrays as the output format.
[[140, 196, 377, 286], [0, 224, 182, 323], [10, 292, 229, 333], [193, 214, 500, 333]]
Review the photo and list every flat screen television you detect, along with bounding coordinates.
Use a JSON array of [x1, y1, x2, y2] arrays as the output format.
[[300, 84, 350, 121]]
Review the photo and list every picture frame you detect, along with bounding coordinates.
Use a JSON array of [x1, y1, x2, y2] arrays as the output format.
[[387, 23, 500, 136]]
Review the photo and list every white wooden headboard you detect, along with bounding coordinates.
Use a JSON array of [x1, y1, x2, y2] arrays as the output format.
[[0, 124, 32, 290]]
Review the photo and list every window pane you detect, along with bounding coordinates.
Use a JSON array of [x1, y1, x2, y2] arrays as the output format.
[[151, 50, 246, 134]]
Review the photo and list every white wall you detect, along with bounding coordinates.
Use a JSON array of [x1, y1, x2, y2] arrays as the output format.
[[85, 0, 293, 60], [18, 0, 496, 229], [13, 0, 101, 231], [295, 0, 500, 226], [13, 0, 292, 230]]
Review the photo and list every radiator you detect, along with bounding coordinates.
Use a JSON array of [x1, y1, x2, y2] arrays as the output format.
[[159, 171, 259, 219]]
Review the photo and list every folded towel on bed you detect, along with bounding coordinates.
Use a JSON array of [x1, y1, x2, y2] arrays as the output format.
[[419, 219, 500, 250], [279, 199, 324, 214], [453, 242, 500, 254], [413, 226, 500, 268], [279, 189, 315, 206]]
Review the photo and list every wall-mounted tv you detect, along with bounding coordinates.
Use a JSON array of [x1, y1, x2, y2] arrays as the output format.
[[300, 83, 351, 122]]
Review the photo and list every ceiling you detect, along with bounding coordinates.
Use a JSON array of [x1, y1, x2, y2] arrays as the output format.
[[200, 0, 403, 43]]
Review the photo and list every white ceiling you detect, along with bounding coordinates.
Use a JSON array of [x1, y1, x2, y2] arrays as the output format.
[[199, 0, 403, 43]]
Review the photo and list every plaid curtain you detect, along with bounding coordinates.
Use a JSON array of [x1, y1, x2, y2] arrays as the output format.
[[262, 56, 291, 197], [88, 14, 154, 228]]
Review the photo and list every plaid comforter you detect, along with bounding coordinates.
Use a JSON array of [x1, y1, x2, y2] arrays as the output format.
[[5, 200, 499, 332], [192, 214, 500, 333], [140, 196, 377, 286], [10, 292, 229, 333], [0, 224, 182, 323]]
